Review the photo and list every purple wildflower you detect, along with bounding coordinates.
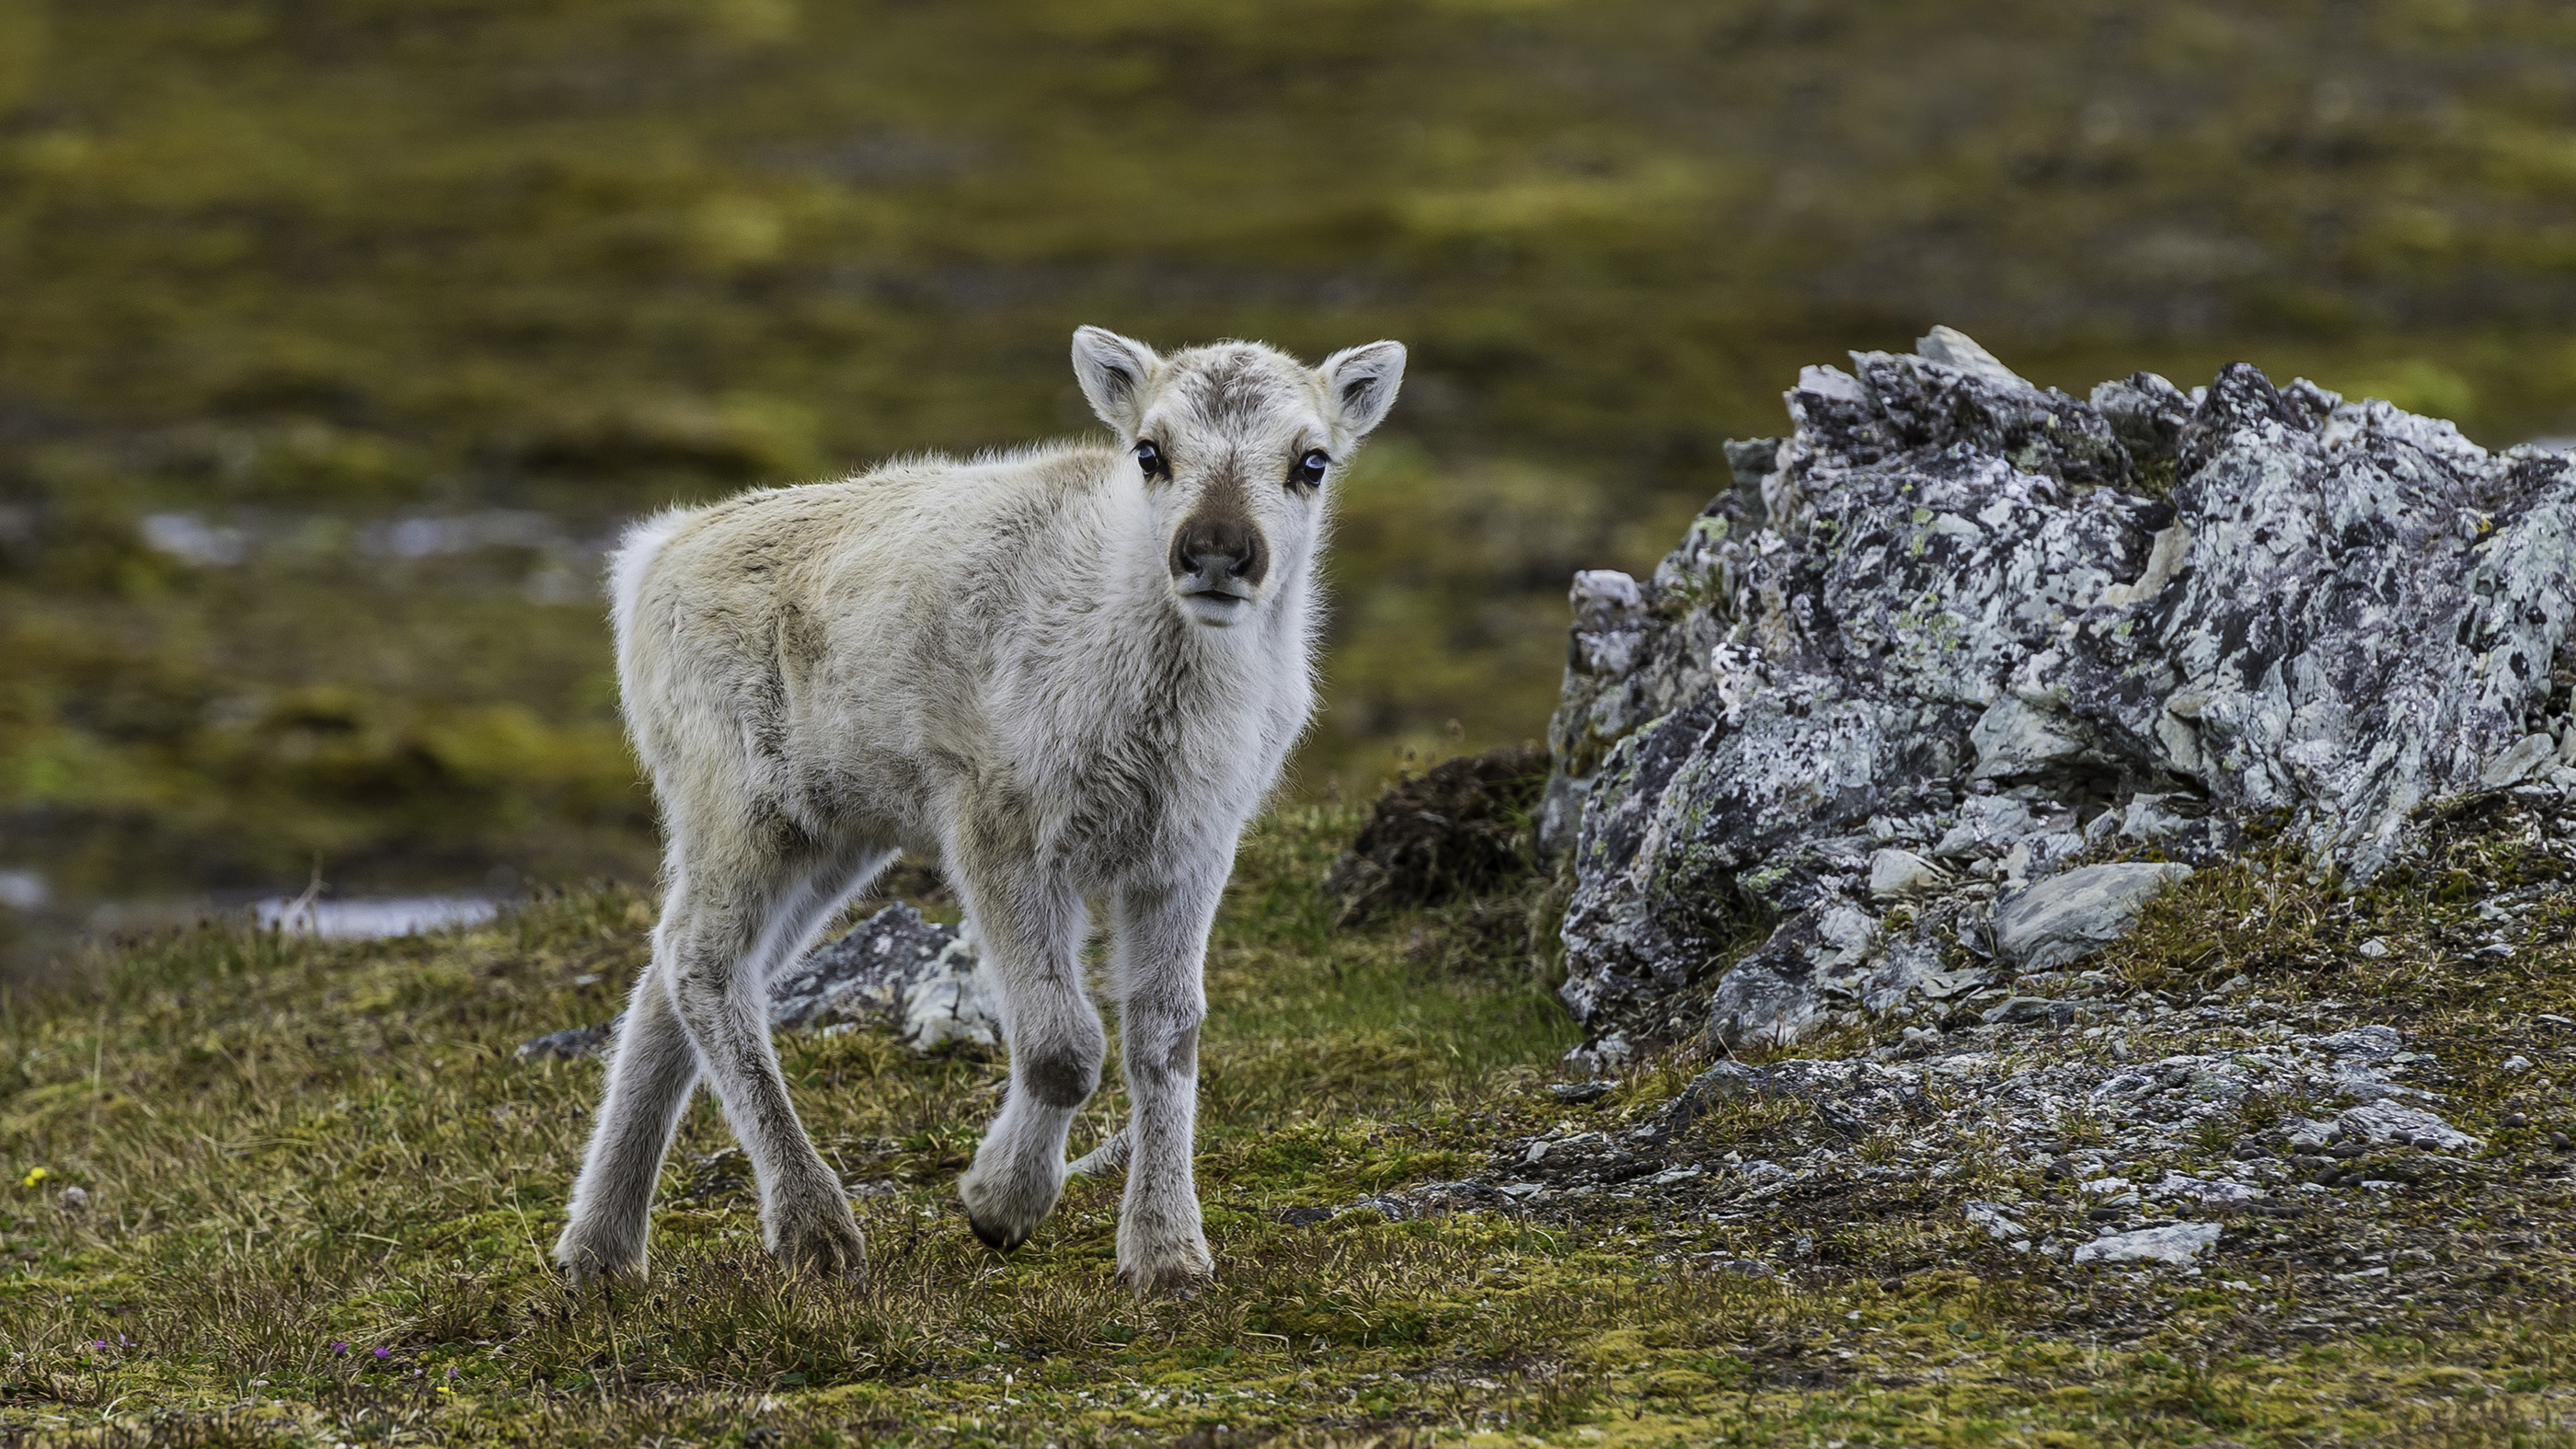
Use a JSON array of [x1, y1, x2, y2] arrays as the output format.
[[373, 1346, 390, 1360]]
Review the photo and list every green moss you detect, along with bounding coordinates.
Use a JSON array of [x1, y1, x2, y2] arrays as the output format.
[[2130, 453, 2182, 501]]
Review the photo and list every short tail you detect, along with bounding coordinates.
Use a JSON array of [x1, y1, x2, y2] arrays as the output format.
[[605, 508, 696, 658]]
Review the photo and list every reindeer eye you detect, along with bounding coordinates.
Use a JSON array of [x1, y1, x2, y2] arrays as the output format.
[[1290, 449, 1329, 488], [1133, 440, 1165, 478]]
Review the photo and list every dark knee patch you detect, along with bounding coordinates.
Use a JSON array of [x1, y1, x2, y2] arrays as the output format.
[[1021, 1048, 1099, 1109], [1162, 1025, 1200, 1076]]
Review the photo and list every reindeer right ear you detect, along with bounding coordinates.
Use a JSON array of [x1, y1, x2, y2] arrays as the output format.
[[1319, 340, 1406, 439], [1071, 327, 1160, 435]]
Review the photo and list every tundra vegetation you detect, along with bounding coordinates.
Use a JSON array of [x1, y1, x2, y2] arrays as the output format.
[[7, 1, 2576, 1442], [3, 794, 2575, 1444], [13, 0, 2576, 968]]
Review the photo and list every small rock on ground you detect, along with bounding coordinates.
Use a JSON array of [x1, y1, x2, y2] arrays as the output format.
[[2073, 1221, 2221, 1266], [1994, 863, 2196, 972], [514, 901, 997, 1062]]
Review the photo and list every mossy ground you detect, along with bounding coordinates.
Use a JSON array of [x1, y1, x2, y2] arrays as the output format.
[[5, 806, 2574, 1445]]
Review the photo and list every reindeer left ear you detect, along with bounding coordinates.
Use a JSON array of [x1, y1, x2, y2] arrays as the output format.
[[1071, 326, 1162, 435], [1319, 341, 1406, 438]]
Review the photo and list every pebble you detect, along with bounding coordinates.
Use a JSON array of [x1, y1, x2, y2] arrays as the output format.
[[1964, 1201, 2029, 1240], [516, 1020, 615, 1063]]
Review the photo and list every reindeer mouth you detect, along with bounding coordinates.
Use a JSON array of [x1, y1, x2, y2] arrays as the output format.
[[1174, 581, 1255, 627]]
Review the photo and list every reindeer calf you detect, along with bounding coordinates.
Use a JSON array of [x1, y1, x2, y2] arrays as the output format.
[[555, 328, 1405, 1297]]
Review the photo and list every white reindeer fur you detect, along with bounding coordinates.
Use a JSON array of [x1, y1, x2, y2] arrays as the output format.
[[556, 328, 1404, 1297]]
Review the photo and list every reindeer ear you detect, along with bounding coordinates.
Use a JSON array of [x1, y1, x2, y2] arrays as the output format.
[[1319, 340, 1406, 438], [1071, 326, 1160, 434]]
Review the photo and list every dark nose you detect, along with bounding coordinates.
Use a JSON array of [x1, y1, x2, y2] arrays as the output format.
[[1169, 512, 1268, 588]]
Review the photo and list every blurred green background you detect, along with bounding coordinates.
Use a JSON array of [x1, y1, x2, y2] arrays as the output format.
[[6, 0, 2576, 962]]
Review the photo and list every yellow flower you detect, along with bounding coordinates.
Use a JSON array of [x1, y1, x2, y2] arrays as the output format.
[[20, 1167, 46, 1189]]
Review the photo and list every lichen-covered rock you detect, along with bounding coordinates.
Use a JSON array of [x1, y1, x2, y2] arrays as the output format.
[[2337, 1099, 2480, 1153], [1992, 863, 2194, 972], [2072, 1221, 2220, 1266], [515, 902, 996, 1062], [773, 903, 999, 1049], [1703, 900, 1880, 1048], [1547, 328, 2576, 1050]]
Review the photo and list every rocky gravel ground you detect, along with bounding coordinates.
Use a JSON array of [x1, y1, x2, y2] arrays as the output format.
[[1326, 941, 2576, 1356]]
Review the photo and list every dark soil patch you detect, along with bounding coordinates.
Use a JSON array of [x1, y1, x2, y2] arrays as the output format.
[[1326, 746, 1548, 926]]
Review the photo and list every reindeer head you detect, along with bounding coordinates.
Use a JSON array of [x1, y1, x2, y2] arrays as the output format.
[[1070, 328, 1405, 630]]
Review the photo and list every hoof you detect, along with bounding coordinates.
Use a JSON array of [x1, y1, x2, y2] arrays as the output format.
[[967, 1210, 1028, 1254], [957, 1156, 1062, 1254], [553, 1228, 647, 1288], [1117, 1262, 1213, 1302], [1117, 1241, 1216, 1301], [772, 1240, 867, 1285], [766, 1197, 867, 1282], [1068, 1129, 1132, 1179]]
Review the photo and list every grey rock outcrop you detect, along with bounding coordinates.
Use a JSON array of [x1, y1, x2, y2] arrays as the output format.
[[1546, 329, 2576, 1049]]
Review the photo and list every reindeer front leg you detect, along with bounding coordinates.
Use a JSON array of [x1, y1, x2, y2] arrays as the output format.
[[1110, 866, 1225, 1298], [955, 848, 1100, 1252]]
